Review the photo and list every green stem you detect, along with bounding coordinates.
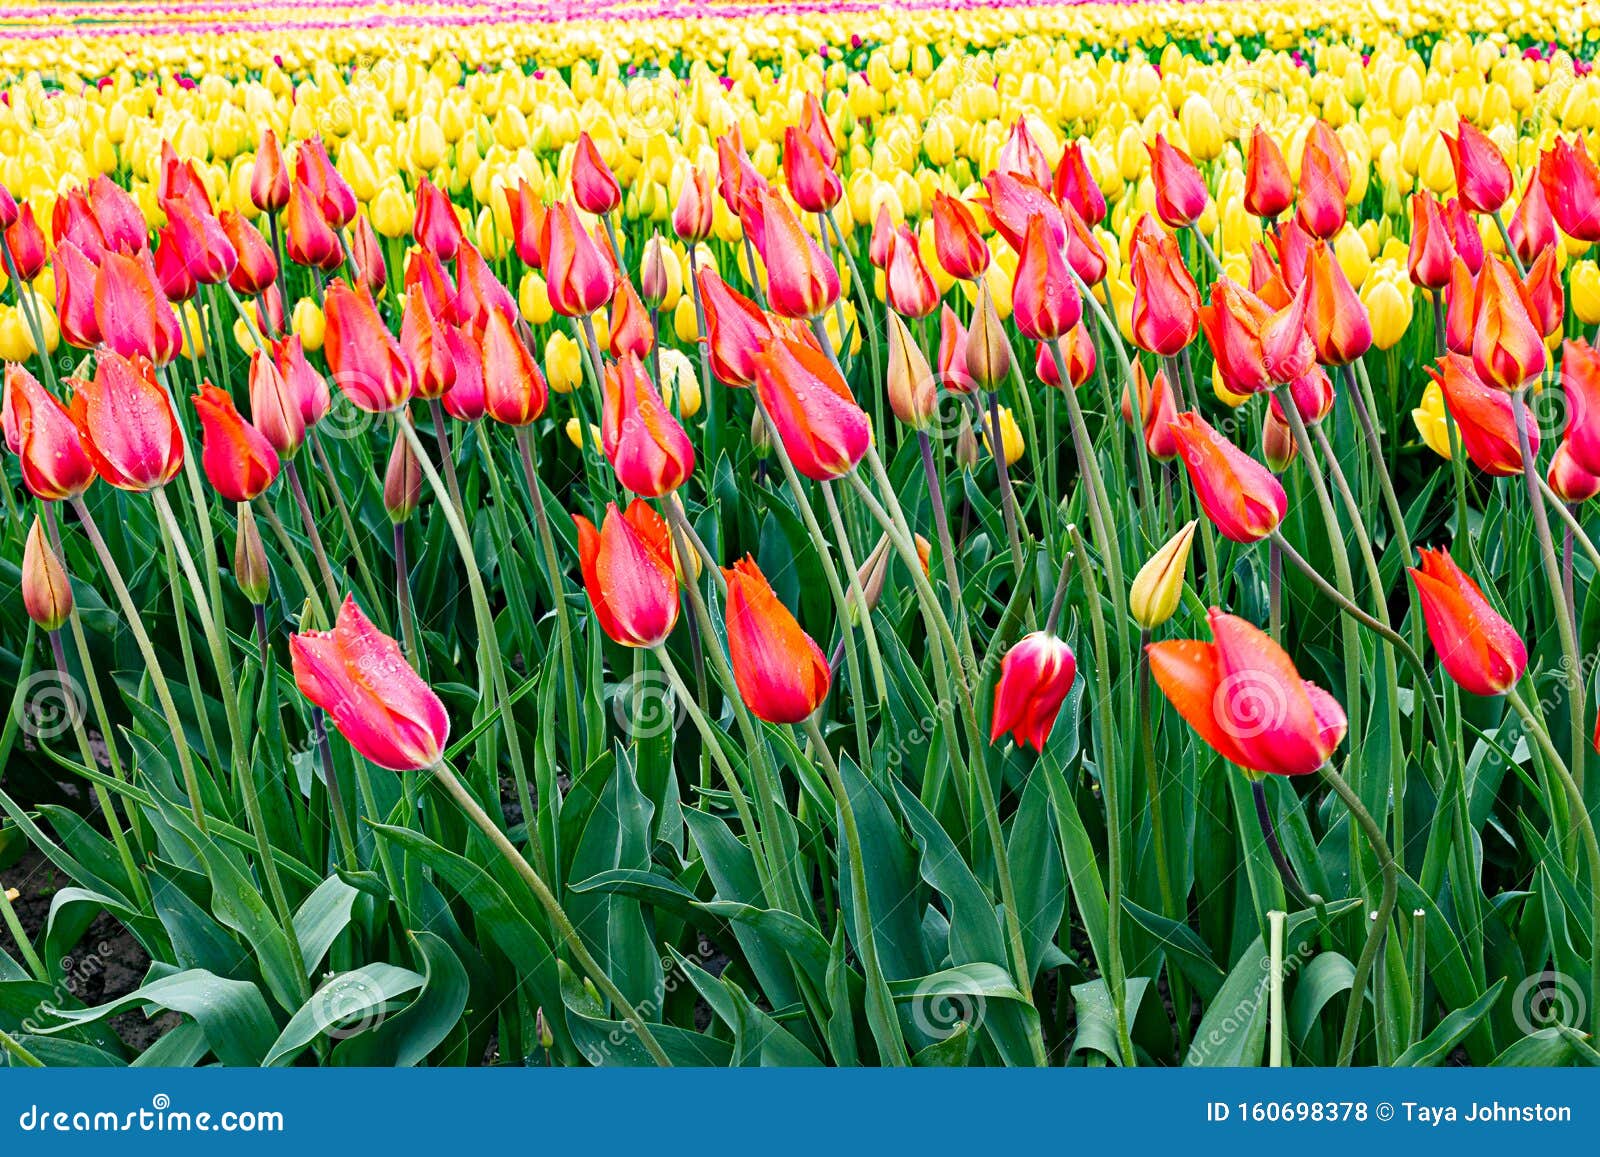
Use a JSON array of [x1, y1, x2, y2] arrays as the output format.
[[514, 427, 583, 765]]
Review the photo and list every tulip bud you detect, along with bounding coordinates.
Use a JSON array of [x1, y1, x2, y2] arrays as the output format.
[[848, 534, 893, 624], [750, 408, 772, 459], [1130, 520, 1196, 630], [234, 502, 271, 605], [955, 411, 980, 468], [990, 631, 1077, 750], [384, 422, 422, 523], [885, 310, 936, 429], [1550, 442, 1600, 504], [964, 283, 1012, 389], [639, 236, 671, 308], [980, 404, 1025, 467], [22, 516, 73, 632], [1262, 406, 1298, 473]]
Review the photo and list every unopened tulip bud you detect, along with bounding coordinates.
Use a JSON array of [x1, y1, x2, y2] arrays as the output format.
[[955, 411, 980, 468], [234, 502, 271, 605], [639, 236, 671, 308], [1130, 520, 1196, 630], [384, 424, 422, 523], [886, 310, 936, 429], [751, 408, 772, 459], [849, 533, 893, 625], [1262, 406, 1299, 472], [22, 517, 72, 632], [964, 283, 1012, 389]]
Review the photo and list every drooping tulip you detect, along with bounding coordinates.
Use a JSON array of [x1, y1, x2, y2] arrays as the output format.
[[539, 200, 617, 318], [3, 364, 95, 500], [1409, 548, 1527, 697], [571, 132, 623, 217], [930, 191, 990, 281], [291, 595, 450, 771], [753, 190, 839, 320], [1429, 353, 1534, 475], [1472, 256, 1546, 391], [601, 353, 693, 495], [752, 329, 870, 481], [193, 383, 280, 502], [1443, 118, 1513, 216], [1244, 126, 1293, 219], [990, 632, 1077, 751], [68, 352, 183, 491], [574, 499, 680, 648], [722, 555, 831, 724], [1168, 411, 1287, 542], [696, 269, 771, 387], [480, 304, 549, 427], [1012, 215, 1081, 341], [1148, 609, 1348, 776], [322, 279, 416, 412], [1148, 134, 1208, 228]]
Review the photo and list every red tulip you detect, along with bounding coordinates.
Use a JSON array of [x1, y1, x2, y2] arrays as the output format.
[[506, 178, 545, 269], [1038, 323, 1096, 389], [1444, 199, 1485, 274], [2, 364, 95, 500], [1549, 442, 1600, 504], [1129, 217, 1200, 356], [753, 190, 839, 320], [413, 178, 463, 262], [222, 211, 279, 297], [1408, 193, 1456, 290], [161, 196, 236, 286], [95, 249, 184, 365], [348, 212, 387, 298], [885, 227, 941, 318], [291, 595, 450, 770], [193, 383, 280, 502], [722, 555, 830, 724], [384, 422, 422, 523], [53, 239, 101, 348], [1523, 248, 1563, 339], [159, 142, 211, 217], [1244, 126, 1293, 219], [5, 204, 47, 282], [990, 631, 1077, 751], [1305, 241, 1371, 365], [868, 204, 895, 270], [609, 277, 655, 359], [752, 328, 870, 481], [997, 117, 1053, 189], [1120, 362, 1179, 461], [1169, 411, 1287, 542], [715, 128, 766, 217], [601, 353, 694, 495], [1429, 353, 1533, 475], [1561, 339, 1600, 475], [539, 199, 617, 317], [1507, 171, 1557, 268], [1303, 122, 1351, 197], [293, 138, 357, 228], [978, 169, 1064, 253], [696, 268, 771, 387], [937, 304, 978, 395], [1409, 548, 1526, 697], [1443, 256, 1475, 354], [1269, 364, 1336, 428], [451, 242, 517, 337], [1443, 118, 1513, 216], [249, 346, 305, 458], [1199, 277, 1314, 396], [572, 132, 622, 217], [1147, 134, 1208, 227], [1061, 202, 1108, 285], [68, 351, 183, 491], [1012, 214, 1081, 341], [52, 187, 105, 254], [1295, 141, 1347, 240], [1148, 609, 1347, 776], [284, 181, 344, 271], [271, 334, 332, 429], [1539, 137, 1600, 244], [931, 191, 990, 281], [479, 304, 549, 426], [401, 283, 455, 401], [323, 279, 415, 412], [1270, 217, 1313, 290], [574, 499, 679, 648], [440, 323, 486, 423], [783, 125, 842, 214], [0, 183, 16, 231], [251, 128, 291, 214], [86, 176, 148, 254], [672, 167, 715, 243], [153, 227, 197, 303], [799, 93, 838, 168], [405, 247, 458, 320], [1053, 141, 1106, 226], [1472, 256, 1546, 391]]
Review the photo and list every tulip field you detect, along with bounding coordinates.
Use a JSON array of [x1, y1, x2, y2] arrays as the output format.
[[6, 0, 1600, 1072]]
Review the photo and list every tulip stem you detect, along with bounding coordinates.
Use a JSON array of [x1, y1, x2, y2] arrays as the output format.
[[684, 247, 720, 467], [1138, 633, 1177, 918], [254, 498, 327, 623], [155, 492, 226, 781], [1490, 211, 1527, 278], [1050, 340, 1128, 639], [284, 459, 344, 611], [152, 488, 309, 996], [1250, 778, 1317, 910], [1538, 474, 1600, 574], [1512, 390, 1586, 794], [0, 1026, 44, 1069], [821, 481, 888, 752], [2, 238, 57, 393], [307, 431, 387, 619], [799, 713, 910, 1066], [1069, 524, 1134, 1067], [514, 427, 582, 761], [396, 417, 545, 879], [919, 430, 976, 656], [1186, 222, 1224, 278], [824, 208, 882, 405], [983, 390, 1027, 580], [1317, 760, 1400, 1066], [428, 758, 672, 1066], [1268, 908, 1286, 1068], [46, 629, 147, 908], [311, 708, 362, 875], [69, 498, 209, 834], [393, 523, 420, 665], [1069, 266, 1157, 523], [426, 398, 467, 520], [1505, 685, 1600, 1038]]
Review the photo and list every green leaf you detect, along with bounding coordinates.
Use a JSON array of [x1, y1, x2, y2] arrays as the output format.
[[38, 970, 276, 1067], [1395, 979, 1506, 1067], [264, 963, 425, 1066], [1070, 977, 1149, 1064]]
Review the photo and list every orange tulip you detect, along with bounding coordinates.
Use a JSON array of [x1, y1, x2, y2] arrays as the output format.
[[752, 328, 870, 481], [271, 334, 332, 429], [1038, 323, 1096, 390], [68, 351, 183, 491], [291, 595, 450, 771], [1507, 172, 1557, 269], [990, 632, 1077, 751], [1147, 134, 1208, 227], [52, 239, 101, 348], [930, 191, 990, 282], [1053, 141, 1106, 226], [480, 304, 549, 427], [250, 128, 291, 214], [1269, 364, 1336, 428], [601, 353, 694, 495], [1443, 118, 1513, 216], [161, 195, 236, 287], [937, 304, 978, 395], [1295, 141, 1347, 240], [1169, 411, 1287, 542], [323, 279, 416, 412], [401, 284, 455, 401], [1305, 241, 1371, 366], [574, 499, 680, 648], [1549, 442, 1600, 504], [1539, 137, 1600, 244], [1522, 248, 1563, 339], [1148, 609, 1347, 776], [1199, 277, 1314, 396], [2, 364, 96, 501], [193, 383, 280, 502], [95, 249, 184, 365], [451, 242, 517, 337], [284, 181, 344, 271], [868, 204, 895, 269], [1561, 338, 1600, 475], [752, 190, 839, 320], [1444, 198, 1485, 274], [1430, 353, 1533, 475], [1443, 257, 1475, 354], [1409, 548, 1526, 697], [978, 169, 1063, 253], [696, 269, 771, 387], [86, 175, 147, 254], [249, 346, 305, 458], [1472, 256, 1546, 391], [539, 199, 616, 318], [783, 125, 842, 214], [885, 227, 941, 318], [1129, 216, 1200, 356], [1244, 126, 1293, 219], [715, 127, 766, 217], [799, 93, 838, 168], [672, 166, 715, 243], [609, 277, 655, 359], [405, 247, 458, 321], [1012, 214, 1081, 341], [222, 211, 279, 297], [722, 555, 831, 724], [1407, 193, 1456, 291], [1120, 362, 1179, 461]]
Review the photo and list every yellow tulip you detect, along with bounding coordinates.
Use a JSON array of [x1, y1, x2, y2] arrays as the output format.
[[659, 348, 702, 418], [546, 332, 584, 395], [1411, 380, 1453, 460], [519, 272, 554, 327], [0, 307, 34, 361], [1130, 520, 1197, 630], [293, 298, 326, 351], [370, 183, 413, 239], [1361, 277, 1412, 350], [980, 404, 1024, 467], [674, 294, 700, 343], [1572, 261, 1600, 326]]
